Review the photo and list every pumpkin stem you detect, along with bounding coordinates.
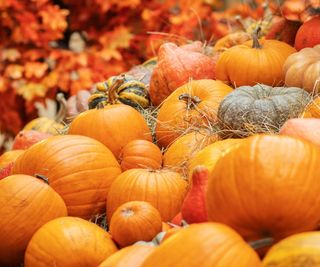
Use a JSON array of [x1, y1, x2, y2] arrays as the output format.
[[248, 237, 274, 250], [34, 174, 49, 184], [179, 93, 201, 109], [252, 26, 262, 49], [108, 74, 126, 104], [55, 93, 67, 123]]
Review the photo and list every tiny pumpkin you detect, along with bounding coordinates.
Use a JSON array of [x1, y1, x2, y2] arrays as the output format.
[[110, 201, 162, 248], [24, 217, 118, 267], [119, 140, 162, 171], [0, 174, 67, 266]]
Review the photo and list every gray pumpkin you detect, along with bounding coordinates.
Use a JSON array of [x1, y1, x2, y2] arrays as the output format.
[[217, 84, 312, 138]]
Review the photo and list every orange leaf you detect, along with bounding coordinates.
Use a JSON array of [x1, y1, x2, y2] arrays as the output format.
[[5, 64, 24, 79], [24, 62, 48, 79], [1, 49, 21, 62], [39, 5, 69, 32], [15, 82, 47, 101]]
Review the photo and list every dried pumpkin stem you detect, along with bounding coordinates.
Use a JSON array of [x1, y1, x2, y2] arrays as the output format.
[[248, 237, 273, 250], [252, 26, 262, 49], [108, 74, 126, 104], [55, 93, 67, 123], [34, 174, 49, 184], [179, 93, 201, 109]]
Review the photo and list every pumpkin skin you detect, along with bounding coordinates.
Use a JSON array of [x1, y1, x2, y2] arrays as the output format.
[[262, 232, 320, 266], [213, 31, 251, 53], [24, 217, 118, 267], [217, 84, 311, 138], [107, 169, 187, 223], [119, 140, 162, 171], [110, 201, 162, 247], [163, 130, 219, 177], [216, 33, 296, 87], [301, 96, 320, 118], [12, 135, 121, 219], [0, 162, 13, 180], [0, 174, 67, 267], [280, 118, 320, 146], [68, 104, 152, 158], [141, 223, 261, 267], [207, 135, 320, 244], [283, 45, 320, 93], [98, 245, 155, 267], [23, 117, 64, 135], [156, 79, 233, 148], [294, 16, 320, 51], [0, 149, 24, 168], [12, 130, 52, 150], [149, 42, 217, 106], [188, 138, 242, 178]]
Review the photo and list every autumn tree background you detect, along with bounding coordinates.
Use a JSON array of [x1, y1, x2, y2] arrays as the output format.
[[0, 0, 283, 151]]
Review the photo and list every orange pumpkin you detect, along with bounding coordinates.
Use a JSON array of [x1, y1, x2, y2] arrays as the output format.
[[216, 28, 296, 87], [0, 149, 24, 169], [156, 79, 232, 148], [294, 16, 320, 51], [262, 231, 320, 266], [207, 135, 320, 244], [149, 42, 216, 106], [0, 174, 67, 266], [163, 130, 218, 177], [24, 217, 118, 267], [280, 118, 320, 146], [141, 223, 261, 267], [119, 140, 162, 171], [98, 245, 155, 267], [283, 44, 320, 93], [12, 135, 121, 219], [68, 104, 152, 158], [213, 31, 251, 53], [110, 201, 162, 247], [12, 130, 52, 150], [107, 169, 187, 222], [188, 138, 242, 178]]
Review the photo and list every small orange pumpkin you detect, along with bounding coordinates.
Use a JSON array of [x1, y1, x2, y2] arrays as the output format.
[[68, 104, 152, 158], [119, 140, 162, 171], [156, 79, 232, 148], [107, 169, 187, 223], [0, 175, 67, 266], [110, 201, 162, 248], [216, 28, 296, 87], [98, 245, 155, 267], [24, 217, 118, 267], [213, 31, 251, 53]]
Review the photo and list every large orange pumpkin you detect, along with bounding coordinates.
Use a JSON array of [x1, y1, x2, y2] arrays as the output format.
[[262, 231, 320, 266], [141, 223, 261, 267], [110, 201, 162, 247], [149, 42, 217, 106], [207, 135, 320, 243], [12, 135, 121, 219], [156, 79, 232, 148], [107, 169, 187, 223], [119, 140, 162, 171], [99, 245, 155, 267], [68, 104, 152, 157], [0, 174, 67, 267], [163, 130, 219, 177], [216, 28, 296, 87], [24, 217, 118, 267]]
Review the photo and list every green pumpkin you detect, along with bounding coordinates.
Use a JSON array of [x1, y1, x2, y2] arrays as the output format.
[[217, 84, 312, 138]]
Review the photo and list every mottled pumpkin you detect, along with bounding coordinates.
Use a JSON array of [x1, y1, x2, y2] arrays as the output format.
[[163, 130, 219, 177], [110, 201, 162, 247], [207, 135, 320, 244], [156, 79, 232, 148], [217, 84, 311, 138], [24, 217, 118, 267], [107, 169, 187, 223], [12, 130, 52, 150], [12, 135, 121, 219], [294, 16, 320, 51], [98, 245, 155, 267], [141, 223, 261, 267], [0, 175, 67, 266], [283, 44, 320, 93], [263, 232, 320, 266], [216, 28, 296, 87], [68, 104, 152, 158], [0, 149, 24, 169]]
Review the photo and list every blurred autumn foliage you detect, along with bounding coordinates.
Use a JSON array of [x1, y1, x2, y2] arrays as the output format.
[[0, 0, 312, 146]]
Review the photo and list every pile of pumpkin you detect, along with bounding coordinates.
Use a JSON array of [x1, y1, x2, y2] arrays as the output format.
[[1, 10, 320, 267]]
